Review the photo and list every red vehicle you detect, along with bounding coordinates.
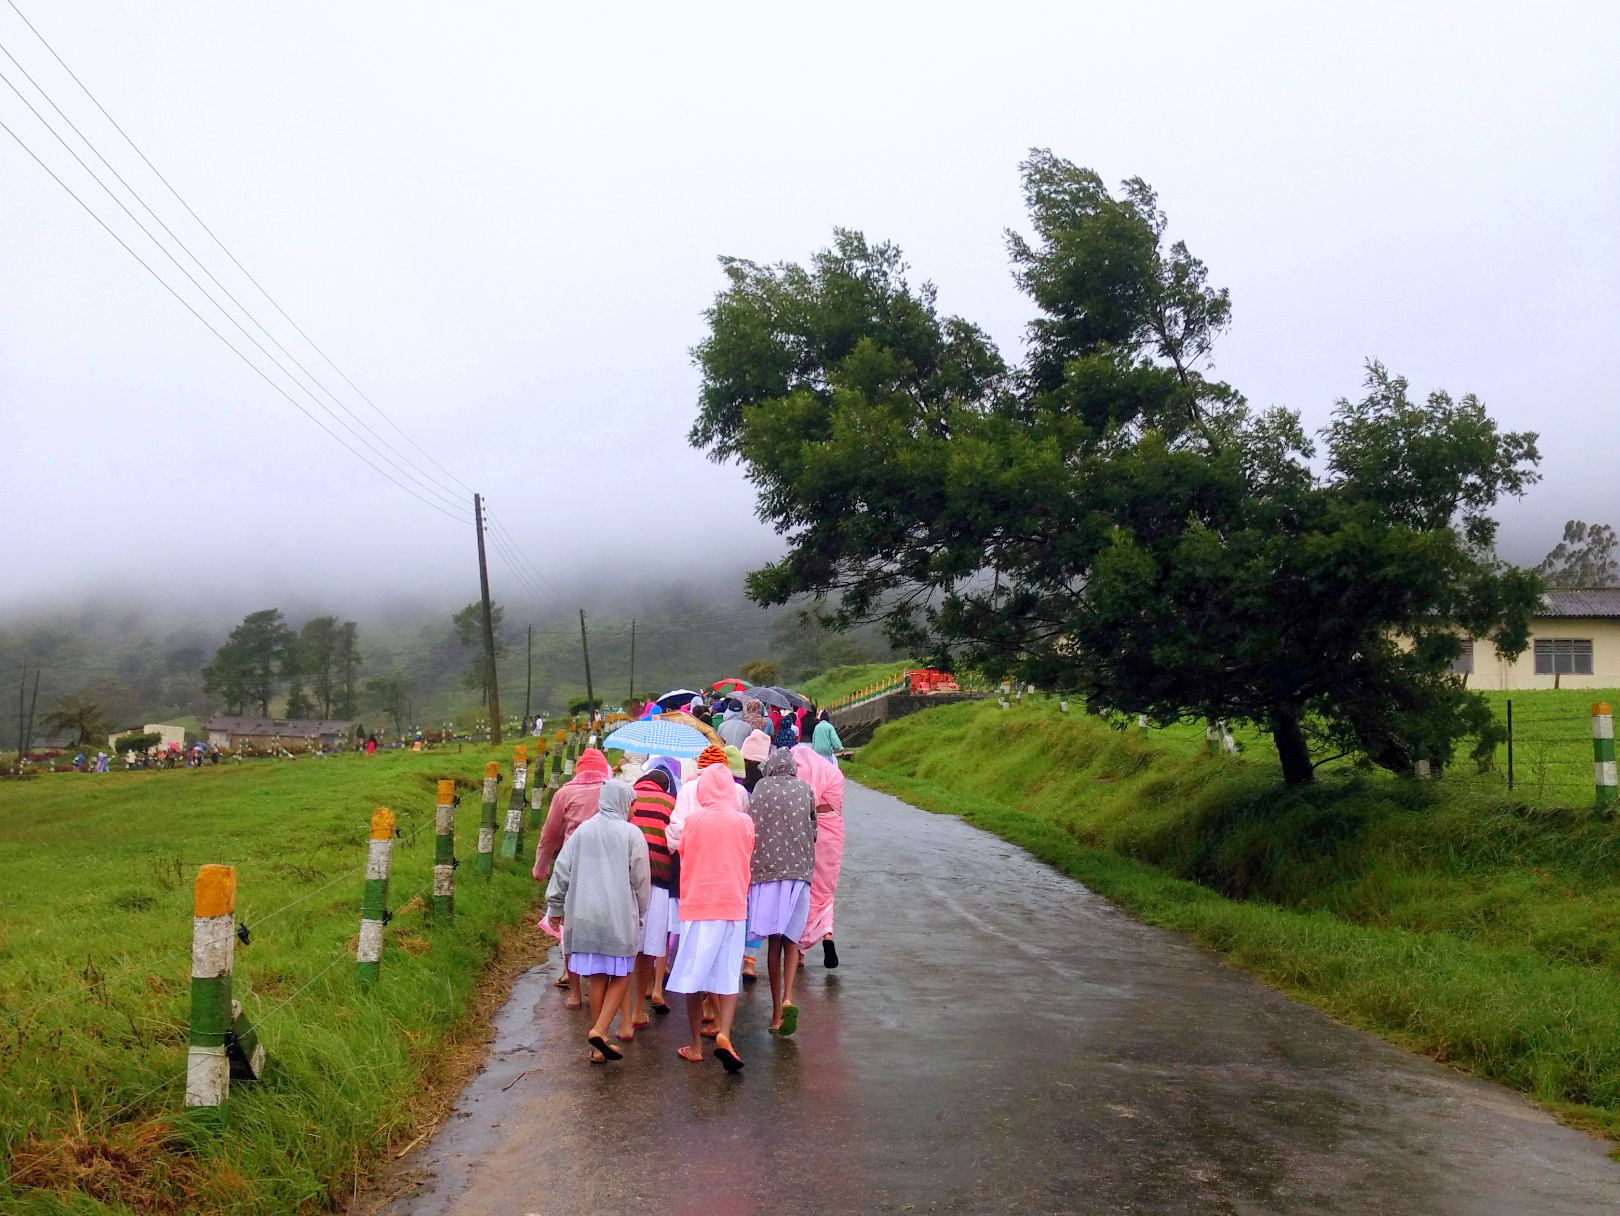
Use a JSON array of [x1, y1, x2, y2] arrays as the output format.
[[905, 669, 960, 694]]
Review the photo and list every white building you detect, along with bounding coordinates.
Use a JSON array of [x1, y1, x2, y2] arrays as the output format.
[[1460, 589, 1620, 690]]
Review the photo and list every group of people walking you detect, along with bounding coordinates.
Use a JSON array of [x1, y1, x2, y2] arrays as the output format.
[[533, 697, 846, 1073]]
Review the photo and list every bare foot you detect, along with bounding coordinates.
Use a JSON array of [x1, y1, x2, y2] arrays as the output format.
[[617, 1027, 635, 1043], [565, 997, 582, 1009], [589, 1048, 606, 1063], [632, 1015, 651, 1030], [677, 1044, 703, 1062]]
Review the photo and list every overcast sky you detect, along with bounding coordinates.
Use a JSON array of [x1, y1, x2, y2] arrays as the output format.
[[2, 1, 1616, 620]]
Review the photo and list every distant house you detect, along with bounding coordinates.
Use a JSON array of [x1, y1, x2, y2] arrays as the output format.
[[108, 723, 187, 752], [1458, 588, 1620, 689], [203, 715, 359, 751]]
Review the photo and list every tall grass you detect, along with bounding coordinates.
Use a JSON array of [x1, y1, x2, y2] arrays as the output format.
[[850, 695, 1620, 1140], [795, 661, 913, 706], [0, 745, 543, 1213]]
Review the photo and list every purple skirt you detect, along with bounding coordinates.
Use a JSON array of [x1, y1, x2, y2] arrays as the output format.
[[568, 952, 633, 977], [747, 879, 811, 941]]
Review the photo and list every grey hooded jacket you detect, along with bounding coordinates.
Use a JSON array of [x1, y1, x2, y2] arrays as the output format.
[[545, 779, 651, 958]]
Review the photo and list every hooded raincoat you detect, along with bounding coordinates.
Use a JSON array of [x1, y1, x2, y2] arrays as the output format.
[[544, 780, 651, 959]]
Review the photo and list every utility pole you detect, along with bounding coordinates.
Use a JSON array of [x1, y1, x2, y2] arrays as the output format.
[[24, 670, 39, 759], [473, 493, 503, 744], [15, 664, 25, 762], [628, 619, 636, 704], [578, 609, 595, 720], [524, 624, 532, 732]]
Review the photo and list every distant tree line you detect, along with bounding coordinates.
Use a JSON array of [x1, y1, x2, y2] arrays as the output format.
[[202, 610, 362, 718]]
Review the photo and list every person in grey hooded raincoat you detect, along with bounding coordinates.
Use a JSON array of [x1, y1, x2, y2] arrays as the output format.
[[545, 779, 651, 1062]]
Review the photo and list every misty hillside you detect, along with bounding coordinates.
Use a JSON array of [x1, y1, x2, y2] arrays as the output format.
[[0, 577, 902, 744]]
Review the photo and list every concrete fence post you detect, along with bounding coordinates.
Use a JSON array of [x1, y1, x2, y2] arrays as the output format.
[[1219, 720, 1238, 754], [186, 864, 236, 1111], [1138, 714, 1148, 735], [1594, 702, 1616, 811], [550, 731, 565, 789], [1206, 723, 1220, 755], [528, 741, 547, 828], [502, 744, 528, 859], [563, 731, 576, 777], [433, 778, 456, 920], [356, 807, 395, 985], [477, 761, 499, 876]]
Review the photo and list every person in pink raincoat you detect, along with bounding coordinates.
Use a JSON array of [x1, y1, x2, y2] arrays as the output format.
[[790, 743, 845, 969]]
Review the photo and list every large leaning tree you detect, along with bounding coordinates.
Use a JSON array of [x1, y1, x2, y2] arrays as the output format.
[[689, 150, 1542, 783]]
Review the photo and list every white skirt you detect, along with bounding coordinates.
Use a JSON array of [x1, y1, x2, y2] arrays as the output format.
[[664, 919, 746, 996], [639, 886, 674, 957]]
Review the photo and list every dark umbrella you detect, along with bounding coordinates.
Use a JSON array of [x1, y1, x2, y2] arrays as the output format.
[[745, 686, 795, 711], [771, 686, 812, 711], [655, 688, 702, 710]]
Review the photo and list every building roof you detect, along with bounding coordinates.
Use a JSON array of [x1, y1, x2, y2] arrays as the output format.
[[203, 715, 356, 736], [1539, 588, 1620, 619]]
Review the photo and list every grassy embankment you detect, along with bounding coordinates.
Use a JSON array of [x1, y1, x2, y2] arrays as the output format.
[[848, 692, 1620, 1145], [0, 744, 549, 1214], [796, 661, 911, 706]]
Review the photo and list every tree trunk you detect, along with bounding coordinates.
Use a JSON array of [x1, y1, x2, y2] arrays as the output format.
[[1270, 706, 1315, 784]]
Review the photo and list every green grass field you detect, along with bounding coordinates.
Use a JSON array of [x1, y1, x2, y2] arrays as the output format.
[[0, 745, 546, 1214], [849, 693, 1620, 1146]]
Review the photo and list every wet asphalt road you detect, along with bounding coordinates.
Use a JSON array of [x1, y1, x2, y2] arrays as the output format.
[[378, 781, 1620, 1215]]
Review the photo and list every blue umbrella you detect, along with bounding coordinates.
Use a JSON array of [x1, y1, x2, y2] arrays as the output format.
[[602, 719, 710, 758]]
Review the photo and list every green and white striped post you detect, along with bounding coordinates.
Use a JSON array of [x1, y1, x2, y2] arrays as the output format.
[[549, 731, 564, 790], [477, 761, 498, 876], [501, 744, 528, 859], [1594, 702, 1616, 812], [563, 730, 576, 777], [1137, 713, 1148, 735], [1206, 723, 1220, 755], [356, 807, 395, 986], [433, 778, 456, 920], [186, 864, 236, 1113], [528, 741, 548, 828]]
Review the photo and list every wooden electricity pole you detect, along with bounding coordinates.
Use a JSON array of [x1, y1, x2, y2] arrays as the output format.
[[628, 619, 636, 704], [578, 609, 595, 719], [524, 624, 532, 731], [473, 493, 503, 744]]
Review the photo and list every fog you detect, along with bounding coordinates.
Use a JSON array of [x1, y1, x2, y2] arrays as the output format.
[[3, 0, 1616, 621]]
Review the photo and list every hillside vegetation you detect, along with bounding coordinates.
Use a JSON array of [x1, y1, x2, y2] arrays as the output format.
[[850, 696, 1620, 1143], [0, 746, 547, 1214], [796, 661, 912, 706]]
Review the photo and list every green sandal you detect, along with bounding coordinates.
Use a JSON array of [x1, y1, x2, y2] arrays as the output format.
[[777, 1003, 798, 1037]]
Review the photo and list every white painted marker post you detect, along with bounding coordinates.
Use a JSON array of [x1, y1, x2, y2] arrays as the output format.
[[476, 761, 499, 877], [433, 778, 456, 920], [356, 808, 395, 986], [502, 744, 528, 859], [1594, 702, 1615, 812], [186, 864, 236, 1112]]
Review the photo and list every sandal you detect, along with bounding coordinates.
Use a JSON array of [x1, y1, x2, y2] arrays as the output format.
[[587, 1034, 623, 1061], [777, 1003, 798, 1037], [713, 1034, 744, 1073], [677, 1044, 703, 1063], [649, 999, 671, 1015]]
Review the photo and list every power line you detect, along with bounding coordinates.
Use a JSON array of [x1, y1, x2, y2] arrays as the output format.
[[0, 51, 471, 520], [0, 115, 468, 524], [3, 0, 478, 504]]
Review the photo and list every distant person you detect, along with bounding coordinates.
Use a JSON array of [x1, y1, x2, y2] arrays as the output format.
[[717, 707, 753, 748], [544, 779, 650, 1063], [740, 729, 771, 792], [365, 735, 377, 756], [811, 710, 844, 766], [666, 764, 754, 1072]]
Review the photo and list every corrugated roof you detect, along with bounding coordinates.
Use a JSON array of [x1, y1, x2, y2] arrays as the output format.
[[203, 715, 356, 735], [1540, 588, 1620, 618]]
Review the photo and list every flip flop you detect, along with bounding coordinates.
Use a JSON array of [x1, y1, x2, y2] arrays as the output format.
[[587, 1034, 623, 1061], [649, 999, 671, 1015], [777, 1003, 798, 1037], [741, 971, 757, 985], [554, 977, 571, 989], [713, 1034, 744, 1073], [700, 1025, 719, 1039], [677, 1044, 703, 1063]]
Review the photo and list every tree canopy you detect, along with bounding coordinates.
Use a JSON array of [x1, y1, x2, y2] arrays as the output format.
[[690, 150, 1541, 783], [1536, 520, 1618, 588]]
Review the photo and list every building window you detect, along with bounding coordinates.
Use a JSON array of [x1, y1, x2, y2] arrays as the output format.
[[1449, 639, 1474, 675], [1533, 638, 1593, 676]]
